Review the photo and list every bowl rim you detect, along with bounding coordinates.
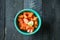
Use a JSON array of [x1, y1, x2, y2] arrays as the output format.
[[14, 9, 42, 35]]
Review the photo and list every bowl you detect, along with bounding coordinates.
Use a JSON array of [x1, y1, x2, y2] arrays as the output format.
[[14, 9, 41, 35]]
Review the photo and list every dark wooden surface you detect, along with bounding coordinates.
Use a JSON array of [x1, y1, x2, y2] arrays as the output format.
[[0, 0, 5, 40], [0, 0, 60, 40]]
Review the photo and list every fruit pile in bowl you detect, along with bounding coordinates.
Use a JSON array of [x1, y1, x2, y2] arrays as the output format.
[[14, 9, 41, 35], [18, 12, 38, 33]]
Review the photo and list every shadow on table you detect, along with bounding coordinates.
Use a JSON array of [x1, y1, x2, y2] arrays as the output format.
[[32, 22, 51, 40]]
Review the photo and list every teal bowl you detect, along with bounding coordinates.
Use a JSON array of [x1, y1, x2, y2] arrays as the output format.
[[14, 9, 41, 35]]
